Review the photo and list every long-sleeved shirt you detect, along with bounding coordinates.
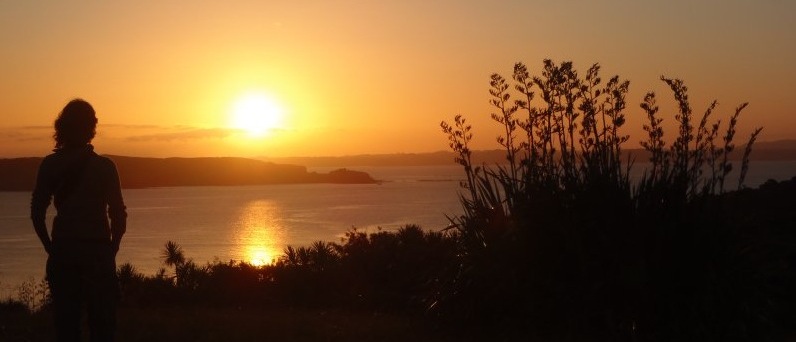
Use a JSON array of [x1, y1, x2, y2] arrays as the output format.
[[31, 145, 126, 242]]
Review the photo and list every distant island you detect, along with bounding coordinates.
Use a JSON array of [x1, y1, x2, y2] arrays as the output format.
[[3, 139, 795, 191], [0, 156, 377, 191]]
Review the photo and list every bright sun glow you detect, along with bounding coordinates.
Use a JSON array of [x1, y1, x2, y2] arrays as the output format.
[[230, 93, 284, 137], [248, 247, 273, 267]]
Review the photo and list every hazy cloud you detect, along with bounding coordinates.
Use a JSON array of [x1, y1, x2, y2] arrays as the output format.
[[125, 127, 238, 142], [100, 124, 161, 130], [0, 127, 50, 142], [17, 125, 51, 130]]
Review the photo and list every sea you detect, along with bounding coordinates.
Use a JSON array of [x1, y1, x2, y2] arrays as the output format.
[[2, 162, 796, 298]]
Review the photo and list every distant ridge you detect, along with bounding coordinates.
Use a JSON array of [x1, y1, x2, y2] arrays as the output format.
[[0, 156, 376, 191], [265, 151, 476, 168], [265, 140, 796, 167]]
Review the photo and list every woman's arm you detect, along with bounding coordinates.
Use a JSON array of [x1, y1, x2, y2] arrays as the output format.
[[30, 158, 54, 254], [106, 159, 127, 254]]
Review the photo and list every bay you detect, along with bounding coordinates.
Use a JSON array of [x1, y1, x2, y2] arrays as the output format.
[[0, 166, 464, 296], [2, 161, 796, 298]]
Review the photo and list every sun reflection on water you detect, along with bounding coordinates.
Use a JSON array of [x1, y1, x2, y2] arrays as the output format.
[[233, 200, 284, 266]]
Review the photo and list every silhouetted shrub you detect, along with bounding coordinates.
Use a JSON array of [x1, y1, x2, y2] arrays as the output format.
[[0, 298, 29, 313], [333, 225, 458, 311], [115, 225, 457, 314], [12, 278, 50, 313]]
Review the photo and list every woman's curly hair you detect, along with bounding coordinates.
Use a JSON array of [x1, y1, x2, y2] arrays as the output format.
[[54, 99, 97, 149]]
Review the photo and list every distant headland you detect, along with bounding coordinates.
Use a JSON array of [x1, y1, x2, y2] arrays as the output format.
[[0, 156, 377, 191], [264, 140, 796, 167], [3, 139, 795, 191]]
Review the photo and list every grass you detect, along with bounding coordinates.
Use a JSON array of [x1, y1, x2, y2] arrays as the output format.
[[1, 305, 460, 342]]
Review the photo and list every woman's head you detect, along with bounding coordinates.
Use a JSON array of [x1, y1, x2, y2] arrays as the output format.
[[54, 99, 97, 149]]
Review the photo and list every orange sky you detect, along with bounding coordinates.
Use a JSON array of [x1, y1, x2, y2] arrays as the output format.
[[1, 1, 794, 158]]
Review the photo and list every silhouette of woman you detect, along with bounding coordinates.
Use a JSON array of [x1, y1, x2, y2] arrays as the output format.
[[31, 99, 127, 341]]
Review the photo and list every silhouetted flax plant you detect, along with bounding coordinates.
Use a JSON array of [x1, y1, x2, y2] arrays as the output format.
[[439, 59, 770, 340]]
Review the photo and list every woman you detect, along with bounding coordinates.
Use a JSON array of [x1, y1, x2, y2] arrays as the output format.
[[31, 99, 127, 341]]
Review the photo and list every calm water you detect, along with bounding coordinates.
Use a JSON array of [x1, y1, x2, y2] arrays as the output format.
[[2, 162, 795, 296], [0, 166, 464, 296]]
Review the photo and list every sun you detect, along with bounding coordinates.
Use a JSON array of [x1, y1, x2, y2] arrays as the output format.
[[229, 93, 284, 137], [247, 247, 275, 267]]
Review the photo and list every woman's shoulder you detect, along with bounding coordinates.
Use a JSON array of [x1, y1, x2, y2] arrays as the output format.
[[89, 155, 122, 181], [42, 151, 63, 162], [40, 151, 66, 168], [93, 155, 118, 168]]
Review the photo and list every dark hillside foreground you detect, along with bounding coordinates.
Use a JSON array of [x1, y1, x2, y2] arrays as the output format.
[[1, 305, 458, 341]]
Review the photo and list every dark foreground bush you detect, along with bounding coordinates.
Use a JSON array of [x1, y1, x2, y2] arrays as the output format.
[[116, 224, 458, 314], [438, 60, 794, 341]]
